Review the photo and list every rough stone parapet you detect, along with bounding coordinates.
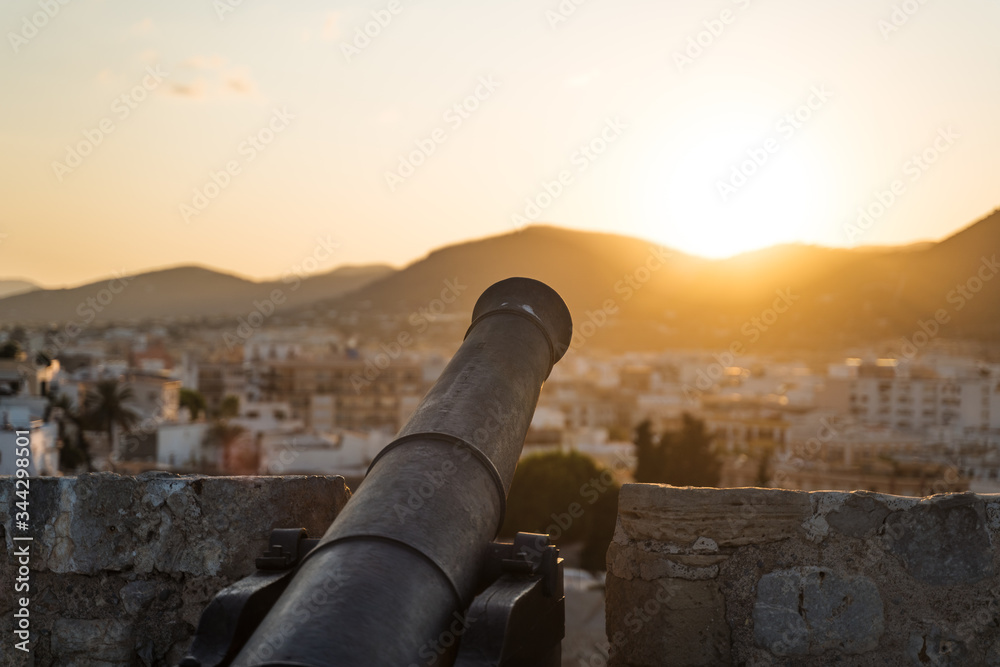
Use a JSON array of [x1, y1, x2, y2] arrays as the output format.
[[0, 473, 350, 666], [606, 484, 1000, 666]]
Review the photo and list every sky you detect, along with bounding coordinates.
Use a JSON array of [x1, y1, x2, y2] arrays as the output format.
[[1, 0, 999, 287]]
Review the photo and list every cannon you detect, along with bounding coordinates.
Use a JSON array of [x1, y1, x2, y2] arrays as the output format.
[[181, 277, 573, 667]]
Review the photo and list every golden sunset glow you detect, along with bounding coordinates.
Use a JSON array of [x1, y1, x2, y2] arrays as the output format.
[[1, 0, 998, 285], [635, 105, 838, 258]]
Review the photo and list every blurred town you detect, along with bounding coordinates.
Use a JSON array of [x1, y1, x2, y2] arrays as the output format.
[[3, 311, 996, 498]]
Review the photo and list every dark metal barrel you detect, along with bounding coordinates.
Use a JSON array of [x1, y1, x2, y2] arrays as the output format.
[[231, 277, 572, 666]]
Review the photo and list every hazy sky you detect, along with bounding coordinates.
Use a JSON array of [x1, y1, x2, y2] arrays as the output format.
[[2, 0, 999, 287]]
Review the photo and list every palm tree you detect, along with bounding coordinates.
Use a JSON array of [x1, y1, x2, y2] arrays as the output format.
[[84, 379, 140, 464], [179, 388, 207, 420]]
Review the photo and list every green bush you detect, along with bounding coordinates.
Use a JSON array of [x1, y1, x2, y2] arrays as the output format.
[[501, 450, 620, 572]]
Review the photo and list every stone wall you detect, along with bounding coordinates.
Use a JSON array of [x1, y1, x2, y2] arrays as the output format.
[[7, 476, 998, 666], [0, 473, 350, 666], [606, 484, 1000, 666]]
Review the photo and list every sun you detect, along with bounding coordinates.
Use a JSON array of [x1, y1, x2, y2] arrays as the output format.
[[634, 112, 836, 259]]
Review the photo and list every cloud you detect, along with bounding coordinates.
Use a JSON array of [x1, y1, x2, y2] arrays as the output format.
[[224, 67, 258, 97], [162, 56, 260, 101], [167, 79, 208, 99]]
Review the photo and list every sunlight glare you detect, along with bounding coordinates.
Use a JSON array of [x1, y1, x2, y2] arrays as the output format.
[[637, 115, 834, 258]]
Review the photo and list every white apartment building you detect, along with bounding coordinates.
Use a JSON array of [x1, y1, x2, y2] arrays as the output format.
[[820, 359, 1000, 434]]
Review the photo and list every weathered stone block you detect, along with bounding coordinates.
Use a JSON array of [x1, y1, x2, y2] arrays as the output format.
[[608, 485, 1000, 665], [0, 472, 350, 578], [607, 541, 724, 582], [607, 575, 730, 666], [51, 618, 135, 663], [825, 491, 891, 539], [907, 624, 972, 666], [883, 492, 993, 585], [0, 474, 351, 667], [753, 566, 884, 655], [120, 580, 160, 615], [615, 484, 812, 547]]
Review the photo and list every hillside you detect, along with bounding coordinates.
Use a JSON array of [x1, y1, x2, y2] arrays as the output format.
[[0, 264, 394, 324], [0, 279, 39, 299], [4, 209, 1000, 353], [307, 212, 1000, 351]]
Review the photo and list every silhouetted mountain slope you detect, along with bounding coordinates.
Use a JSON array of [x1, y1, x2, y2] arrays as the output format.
[[0, 280, 39, 299], [310, 213, 1000, 351], [322, 226, 687, 317], [298, 227, 866, 349], [0, 264, 394, 323], [5, 209, 1000, 352], [767, 210, 1000, 349]]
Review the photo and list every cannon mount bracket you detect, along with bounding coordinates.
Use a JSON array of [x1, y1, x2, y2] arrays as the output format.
[[181, 529, 564, 667]]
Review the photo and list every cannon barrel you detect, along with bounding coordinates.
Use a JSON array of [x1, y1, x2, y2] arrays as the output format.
[[232, 277, 573, 666]]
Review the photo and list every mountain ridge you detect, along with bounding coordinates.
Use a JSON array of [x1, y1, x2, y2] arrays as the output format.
[[3, 210, 999, 352], [0, 279, 39, 300], [0, 264, 395, 324]]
